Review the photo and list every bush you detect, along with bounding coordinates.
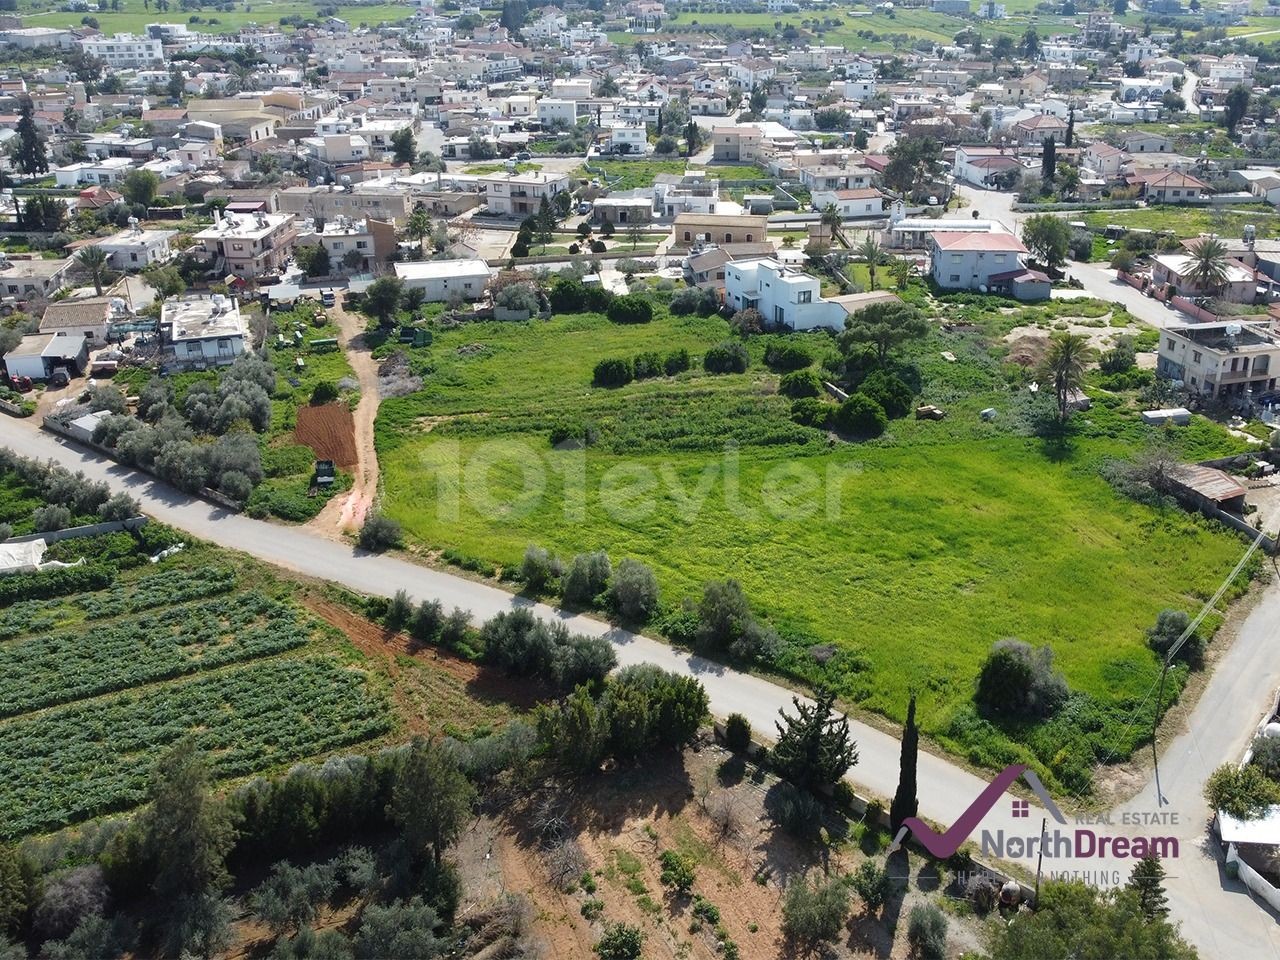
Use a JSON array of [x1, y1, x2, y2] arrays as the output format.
[[411, 600, 443, 644], [632, 351, 663, 380], [310, 381, 339, 405], [33, 504, 73, 532], [35, 866, 109, 941], [218, 470, 252, 503], [1146, 608, 1203, 666], [520, 544, 559, 593], [358, 512, 402, 552], [606, 295, 653, 325], [907, 902, 948, 960], [561, 550, 612, 607], [782, 874, 849, 948], [658, 850, 695, 894], [663, 349, 691, 375], [856, 369, 913, 419], [494, 282, 539, 314], [1205, 763, 1280, 819], [590, 240, 607, 253], [703, 341, 749, 374], [1253, 736, 1280, 781], [974, 638, 1069, 719], [834, 394, 887, 438], [1100, 339, 1136, 374], [779, 369, 822, 399], [670, 287, 716, 316], [593, 357, 634, 388], [605, 558, 660, 623], [724, 713, 751, 752], [98, 491, 140, 521], [791, 397, 833, 429], [850, 860, 891, 912], [595, 922, 642, 959], [600, 221, 615, 237], [766, 782, 824, 838], [764, 343, 813, 371], [1069, 230, 1094, 262], [480, 607, 616, 689]]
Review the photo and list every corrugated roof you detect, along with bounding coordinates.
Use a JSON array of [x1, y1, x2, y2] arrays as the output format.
[[1170, 464, 1247, 503]]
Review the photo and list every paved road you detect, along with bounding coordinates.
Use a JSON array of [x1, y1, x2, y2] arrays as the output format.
[[6, 418, 1280, 956]]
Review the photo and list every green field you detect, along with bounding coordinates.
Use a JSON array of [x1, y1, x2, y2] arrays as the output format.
[[0, 534, 392, 837], [13, 0, 412, 34], [1080, 203, 1280, 238], [376, 304, 1252, 793], [583, 160, 770, 191]]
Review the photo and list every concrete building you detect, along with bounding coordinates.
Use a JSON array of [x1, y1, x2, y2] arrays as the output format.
[[0, 254, 74, 300], [537, 98, 578, 127], [723, 257, 847, 331], [1, 331, 87, 381], [1156, 321, 1280, 400], [392, 259, 492, 301], [162, 295, 247, 366], [294, 217, 396, 273], [1151, 248, 1258, 302], [93, 226, 178, 270], [192, 210, 298, 280], [78, 33, 164, 68], [810, 188, 886, 218], [712, 127, 764, 163], [37, 298, 114, 344], [278, 184, 413, 225], [670, 213, 769, 250], [479, 171, 570, 218], [929, 231, 1049, 300]]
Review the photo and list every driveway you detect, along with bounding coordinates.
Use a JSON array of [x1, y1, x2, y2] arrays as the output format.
[[5, 419, 1280, 958]]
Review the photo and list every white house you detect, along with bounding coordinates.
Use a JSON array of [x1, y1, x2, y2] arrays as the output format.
[[537, 98, 578, 127], [479, 171, 570, 218], [393, 259, 492, 301], [78, 33, 164, 68], [53, 157, 134, 188], [810, 188, 885, 219], [606, 120, 649, 155], [162, 295, 247, 367], [723, 257, 847, 331], [93, 227, 178, 270]]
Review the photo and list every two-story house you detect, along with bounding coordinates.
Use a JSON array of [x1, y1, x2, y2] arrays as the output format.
[[1157, 321, 1280, 400], [929, 231, 1050, 301], [193, 210, 297, 280], [723, 257, 849, 331]]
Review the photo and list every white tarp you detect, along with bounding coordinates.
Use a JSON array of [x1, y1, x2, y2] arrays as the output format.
[[1218, 806, 1280, 846], [0, 539, 47, 574]]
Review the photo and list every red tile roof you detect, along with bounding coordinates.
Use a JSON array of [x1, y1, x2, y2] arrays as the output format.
[[931, 231, 1028, 253]]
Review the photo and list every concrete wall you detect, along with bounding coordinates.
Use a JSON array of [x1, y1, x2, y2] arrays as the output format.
[[8, 516, 148, 544]]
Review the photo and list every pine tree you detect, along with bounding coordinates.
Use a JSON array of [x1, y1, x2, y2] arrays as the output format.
[[14, 96, 47, 176], [1128, 854, 1169, 920], [534, 195, 556, 252], [890, 693, 919, 834], [772, 689, 858, 794], [1065, 107, 1075, 148]]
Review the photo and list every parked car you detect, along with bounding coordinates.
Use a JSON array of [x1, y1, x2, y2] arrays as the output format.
[[577, 201, 592, 215], [515, 151, 532, 161], [321, 290, 336, 308]]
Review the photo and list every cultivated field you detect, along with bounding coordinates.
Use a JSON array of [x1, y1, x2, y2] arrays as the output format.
[[296, 400, 359, 467], [376, 300, 1253, 793], [0, 509, 395, 838]]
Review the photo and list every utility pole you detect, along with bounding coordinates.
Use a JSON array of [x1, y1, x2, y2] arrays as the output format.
[[1035, 816, 1047, 902]]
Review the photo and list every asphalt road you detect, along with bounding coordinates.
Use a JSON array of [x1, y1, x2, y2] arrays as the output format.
[[6, 409, 1280, 955]]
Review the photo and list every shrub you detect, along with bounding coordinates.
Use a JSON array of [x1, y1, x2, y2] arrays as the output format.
[[658, 850, 695, 894], [568, 242, 580, 254], [98, 491, 140, 521], [1146, 608, 1204, 666], [590, 240, 607, 253], [974, 638, 1069, 719], [764, 343, 813, 371], [1253, 736, 1280, 781], [549, 420, 598, 448], [670, 287, 710, 315], [834, 393, 887, 438], [595, 922, 642, 959], [632, 351, 663, 380], [520, 544, 558, 593], [512, 241, 530, 258], [606, 295, 653, 325], [605, 558, 660, 623], [663, 349, 691, 375], [481, 608, 615, 689], [593, 357, 634, 388], [600, 221, 615, 237], [765, 782, 824, 838], [310, 381, 339, 405], [781, 874, 849, 948], [218, 470, 252, 503], [966, 873, 1000, 914], [358, 512, 402, 552], [33, 505, 73, 532], [729, 308, 764, 336], [411, 599, 443, 644], [561, 550, 612, 607], [703, 341, 749, 374], [850, 860, 891, 913], [724, 713, 751, 752], [35, 866, 109, 941], [779, 369, 822, 399], [1100, 339, 1136, 375], [856, 369, 913, 418], [907, 902, 948, 960], [440, 608, 471, 651], [791, 397, 833, 429], [494, 282, 538, 313], [1205, 763, 1280, 819]]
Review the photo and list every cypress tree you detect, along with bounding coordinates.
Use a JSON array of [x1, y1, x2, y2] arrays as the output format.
[[890, 693, 919, 834], [1041, 136, 1057, 183], [14, 96, 47, 176], [1065, 107, 1075, 148]]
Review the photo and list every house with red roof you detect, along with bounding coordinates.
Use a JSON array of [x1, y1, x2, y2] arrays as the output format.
[[929, 231, 1050, 301], [1125, 169, 1211, 204]]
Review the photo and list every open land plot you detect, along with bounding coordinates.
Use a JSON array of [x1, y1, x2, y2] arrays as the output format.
[[376, 302, 1252, 794], [1079, 203, 1280, 238], [13, 0, 412, 33]]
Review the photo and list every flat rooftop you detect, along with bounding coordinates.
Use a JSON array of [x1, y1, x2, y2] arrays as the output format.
[[162, 297, 245, 341]]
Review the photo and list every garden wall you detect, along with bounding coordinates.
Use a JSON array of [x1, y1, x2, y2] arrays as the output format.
[[7, 517, 148, 544]]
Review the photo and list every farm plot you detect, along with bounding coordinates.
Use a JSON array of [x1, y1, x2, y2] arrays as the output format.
[[296, 401, 359, 468], [0, 657, 391, 837], [0, 593, 312, 716]]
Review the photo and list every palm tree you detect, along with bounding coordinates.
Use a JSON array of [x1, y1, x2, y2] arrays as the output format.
[[76, 245, 109, 296], [891, 256, 912, 290], [820, 203, 842, 230], [857, 234, 882, 290], [1184, 235, 1230, 296], [1039, 332, 1097, 422]]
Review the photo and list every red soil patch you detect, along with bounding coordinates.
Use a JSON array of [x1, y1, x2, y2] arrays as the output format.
[[295, 402, 357, 468]]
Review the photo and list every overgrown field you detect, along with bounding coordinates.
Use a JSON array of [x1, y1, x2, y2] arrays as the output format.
[[377, 303, 1254, 793], [0, 529, 393, 837]]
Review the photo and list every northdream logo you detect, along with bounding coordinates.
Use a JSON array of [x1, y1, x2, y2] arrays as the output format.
[[886, 764, 1066, 858]]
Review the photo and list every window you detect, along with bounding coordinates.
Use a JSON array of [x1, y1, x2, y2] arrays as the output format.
[[130, 253, 138, 262], [1192, 350, 1202, 363], [464, 282, 472, 289], [950, 253, 962, 263], [232, 243, 244, 251], [797, 290, 812, 304], [684, 231, 692, 241], [949, 274, 960, 282], [1167, 338, 1176, 350], [356, 240, 367, 249]]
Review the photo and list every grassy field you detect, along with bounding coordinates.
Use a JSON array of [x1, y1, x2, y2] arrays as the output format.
[[0, 531, 394, 837], [13, 0, 412, 33], [583, 160, 769, 191], [376, 303, 1253, 793], [1080, 203, 1280, 238]]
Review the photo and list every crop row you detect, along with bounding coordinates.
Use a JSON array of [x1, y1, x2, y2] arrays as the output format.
[[0, 657, 391, 837], [0, 593, 311, 717], [0, 565, 238, 641]]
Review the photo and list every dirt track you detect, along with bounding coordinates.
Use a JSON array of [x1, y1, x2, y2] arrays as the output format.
[[309, 302, 382, 537]]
